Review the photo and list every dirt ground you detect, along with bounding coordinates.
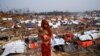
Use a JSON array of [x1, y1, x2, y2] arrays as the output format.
[[2, 44, 99, 56]]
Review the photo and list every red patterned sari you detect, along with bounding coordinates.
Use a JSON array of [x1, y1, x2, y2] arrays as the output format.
[[39, 19, 52, 56], [40, 34, 51, 56]]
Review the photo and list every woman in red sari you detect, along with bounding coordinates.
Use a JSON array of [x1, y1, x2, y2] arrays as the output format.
[[38, 19, 52, 56]]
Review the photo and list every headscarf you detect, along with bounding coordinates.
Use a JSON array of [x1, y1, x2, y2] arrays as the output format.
[[41, 19, 52, 37]]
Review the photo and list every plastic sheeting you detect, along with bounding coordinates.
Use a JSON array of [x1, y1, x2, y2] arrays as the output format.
[[8, 18, 12, 20], [25, 20, 31, 23], [71, 20, 79, 24], [84, 30, 100, 39], [78, 35, 92, 41], [90, 33, 99, 39], [2, 18, 12, 20], [84, 30, 98, 35], [1, 40, 26, 56], [31, 19, 37, 23], [52, 24, 59, 28], [51, 38, 65, 47], [2, 18, 7, 20]]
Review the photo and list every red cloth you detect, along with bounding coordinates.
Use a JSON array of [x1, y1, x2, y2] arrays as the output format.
[[65, 36, 72, 42], [29, 42, 36, 49], [41, 42, 51, 56], [64, 33, 74, 42], [78, 40, 93, 48], [40, 19, 52, 56], [40, 35, 51, 56]]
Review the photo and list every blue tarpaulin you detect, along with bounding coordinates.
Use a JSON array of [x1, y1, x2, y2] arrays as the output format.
[[27, 23, 34, 28]]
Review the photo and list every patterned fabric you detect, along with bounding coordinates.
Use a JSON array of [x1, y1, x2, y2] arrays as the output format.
[[40, 19, 52, 56], [40, 34, 51, 56], [41, 42, 51, 56]]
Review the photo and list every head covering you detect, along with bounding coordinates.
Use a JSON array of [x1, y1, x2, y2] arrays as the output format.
[[41, 19, 52, 37], [41, 19, 49, 29]]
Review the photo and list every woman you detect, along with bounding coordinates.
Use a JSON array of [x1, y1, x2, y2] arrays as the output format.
[[64, 31, 74, 42], [38, 19, 52, 56]]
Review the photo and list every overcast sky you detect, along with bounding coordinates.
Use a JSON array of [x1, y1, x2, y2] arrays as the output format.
[[0, 0, 100, 12]]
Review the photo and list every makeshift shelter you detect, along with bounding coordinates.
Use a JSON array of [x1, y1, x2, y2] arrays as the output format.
[[8, 18, 12, 20], [90, 33, 99, 39], [1, 40, 26, 56], [77, 35, 93, 48], [51, 37, 65, 47], [71, 20, 79, 25], [31, 19, 37, 23], [84, 30, 98, 35], [2, 18, 7, 21], [51, 37, 65, 52], [25, 20, 30, 24], [78, 35, 92, 41]]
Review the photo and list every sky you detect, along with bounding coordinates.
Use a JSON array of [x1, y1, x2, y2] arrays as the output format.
[[0, 0, 100, 12]]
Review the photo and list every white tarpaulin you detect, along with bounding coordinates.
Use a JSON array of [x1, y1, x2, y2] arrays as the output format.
[[20, 20, 25, 23], [78, 35, 92, 41], [71, 20, 79, 24], [52, 24, 58, 28], [1, 40, 26, 56], [51, 19, 56, 21], [31, 19, 37, 23], [55, 21, 61, 26], [90, 33, 99, 39], [29, 34, 38, 39], [8, 18, 12, 20], [25, 20, 30, 23], [37, 20, 41, 27], [51, 38, 65, 47], [84, 31, 92, 35], [84, 30, 98, 35], [38, 23, 41, 27], [95, 23, 100, 25], [74, 33, 81, 37], [90, 30, 98, 33], [2, 18, 7, 20], [49, 22, 53, 26], [1, 28, 9, 31]]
